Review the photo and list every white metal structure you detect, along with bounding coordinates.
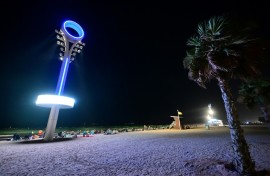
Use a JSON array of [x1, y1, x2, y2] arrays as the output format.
[[36, 20, 85, 141]]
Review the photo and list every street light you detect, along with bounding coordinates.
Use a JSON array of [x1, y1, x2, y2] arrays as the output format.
[[208, 104, 214, 118], [36, 20, 85, 141], [206, 104, 214, 129]]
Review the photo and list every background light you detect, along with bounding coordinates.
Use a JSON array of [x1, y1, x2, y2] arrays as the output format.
[[208, 109, 214, 115]]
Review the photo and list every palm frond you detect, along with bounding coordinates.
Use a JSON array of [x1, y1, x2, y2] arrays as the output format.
[[183, 14, 265, 88], [197, 23, 205, 36], [207, 16, 226, 36], [186, 36, 200, 46]]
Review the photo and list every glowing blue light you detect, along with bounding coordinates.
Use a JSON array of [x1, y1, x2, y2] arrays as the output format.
[[57, 58, 69, 95], [63, 20, 84, 41]]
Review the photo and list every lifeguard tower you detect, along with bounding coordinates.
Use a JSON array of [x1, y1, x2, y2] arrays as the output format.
[[170, 110, 183, 130]]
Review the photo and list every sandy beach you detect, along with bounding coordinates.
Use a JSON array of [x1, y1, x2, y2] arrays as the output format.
[[0, 126, 270, 176]]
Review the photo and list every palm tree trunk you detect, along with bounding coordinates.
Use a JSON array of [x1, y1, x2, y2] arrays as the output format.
[[259, 106, 270, 133], [217, 77, 255, 175]]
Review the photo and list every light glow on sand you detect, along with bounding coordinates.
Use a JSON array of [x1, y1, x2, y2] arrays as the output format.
[[36, 94, 75, 109]]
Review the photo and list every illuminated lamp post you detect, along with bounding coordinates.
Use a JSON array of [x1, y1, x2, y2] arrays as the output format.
[[36, 20, 85, 141], [206, 104, 214, 129], [208, 104, 214, 120]]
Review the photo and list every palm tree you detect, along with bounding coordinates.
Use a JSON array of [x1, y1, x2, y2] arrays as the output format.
[[238, 79, 270, 132], [183, 16, 264, 175]]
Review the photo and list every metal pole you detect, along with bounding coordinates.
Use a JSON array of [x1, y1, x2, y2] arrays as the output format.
[[44, 57, 71, 141]]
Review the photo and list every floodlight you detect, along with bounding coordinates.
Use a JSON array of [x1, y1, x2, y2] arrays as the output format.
[[36, 94, 75, 109], [208, 109, 214, 115]]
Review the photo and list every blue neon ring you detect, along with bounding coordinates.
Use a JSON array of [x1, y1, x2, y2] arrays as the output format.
[[63, 20, 84, 40]]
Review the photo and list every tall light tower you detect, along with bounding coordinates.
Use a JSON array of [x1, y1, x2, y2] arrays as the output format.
[[36, 20, 85, 141]]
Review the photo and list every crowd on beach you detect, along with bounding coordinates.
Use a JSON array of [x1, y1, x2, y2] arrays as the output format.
[[6, 123, 214, 141], [9, 125, 175, 141], [11, 130, 45, 141]]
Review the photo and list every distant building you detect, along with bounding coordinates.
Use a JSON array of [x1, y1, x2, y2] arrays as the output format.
[[208, 119, 224, 126]]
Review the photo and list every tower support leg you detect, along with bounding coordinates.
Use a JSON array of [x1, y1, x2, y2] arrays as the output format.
[[172, 116, 182, 130], [44, 106, 60, 141]]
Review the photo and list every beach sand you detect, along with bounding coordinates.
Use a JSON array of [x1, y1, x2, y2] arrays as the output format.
[[0, 126, 270, 176]]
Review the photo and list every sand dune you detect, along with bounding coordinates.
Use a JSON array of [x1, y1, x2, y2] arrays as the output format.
[[0, 126, 270, 176]]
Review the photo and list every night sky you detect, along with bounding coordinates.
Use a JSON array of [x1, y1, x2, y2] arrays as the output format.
[[1, 1, 269, 128]]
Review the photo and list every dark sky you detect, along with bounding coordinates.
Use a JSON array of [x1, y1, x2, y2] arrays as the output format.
[[0, 1, 269, 128]]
